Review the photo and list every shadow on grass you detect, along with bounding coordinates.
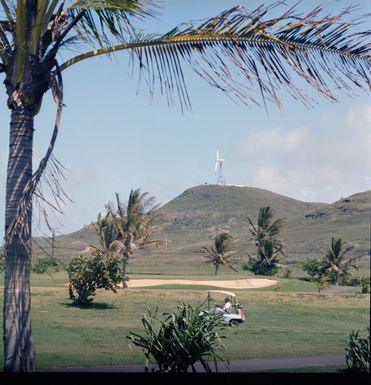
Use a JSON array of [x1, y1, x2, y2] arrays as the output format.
[[297, 277, 314, 282], [62, 302, 118, 310]]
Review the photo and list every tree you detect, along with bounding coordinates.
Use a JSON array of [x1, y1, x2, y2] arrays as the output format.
[[127, 302, 229, 372], [302, 257, 330, 292], [246, 206, 286, 275], [247, 206, 286, 250], [201, 232, 238, 275], [67, 251, 122, 306], [302, 258, 324, 281], [246, 239, 284, 276], [321, 238, 358, 286], [94, 211, 119, 257], [103, 189, 162, 287], [1, 1, 370, 372]]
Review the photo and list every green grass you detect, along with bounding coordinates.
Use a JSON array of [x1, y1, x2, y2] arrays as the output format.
[[0, 272, 369, 371]]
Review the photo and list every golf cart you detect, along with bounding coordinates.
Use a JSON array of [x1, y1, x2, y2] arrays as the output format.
[[206, 290, 245, 327]]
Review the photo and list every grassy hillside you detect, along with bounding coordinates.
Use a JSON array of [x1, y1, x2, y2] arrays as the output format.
[[33, 185, 370, 271]]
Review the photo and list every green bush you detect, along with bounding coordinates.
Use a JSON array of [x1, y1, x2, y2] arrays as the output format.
[[67, 252, 122, 306], [345, 327, 370, 373], [315, 275, 330, 293], [360, 276, 370, 294], [302, 258, 323, 281], [242, 257, 278, 276], [283, 268, 293, 279], [127, 302, 229, 373], [32, 256, 61, 274]]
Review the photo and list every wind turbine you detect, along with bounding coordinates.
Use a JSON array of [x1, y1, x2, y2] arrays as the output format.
[[214, 146, 225, 185]]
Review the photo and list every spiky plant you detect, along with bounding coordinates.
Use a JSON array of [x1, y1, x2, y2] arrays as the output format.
[[1, 0, 370, 372], [345, 327, 370, 373], [127, 302, 229, 372]]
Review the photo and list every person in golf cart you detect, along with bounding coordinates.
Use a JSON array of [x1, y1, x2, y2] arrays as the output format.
[[207, 290, 245, 326], [215, 297, 232, 314], [222, 297, 232, 313]]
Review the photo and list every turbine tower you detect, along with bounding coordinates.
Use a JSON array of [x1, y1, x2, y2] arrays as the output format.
[[214, 146, 225, 185]]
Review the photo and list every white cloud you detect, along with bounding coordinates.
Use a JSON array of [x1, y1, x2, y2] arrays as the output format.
[[236, 104, 371, 203]]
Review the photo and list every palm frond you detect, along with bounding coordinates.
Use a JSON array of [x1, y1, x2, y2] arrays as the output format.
[[0, 0, 15, 23], [268, 217, 287, 237], [258, 207, 274, 229], [67, 0, 158, 47], [127, 3, 370, 111]]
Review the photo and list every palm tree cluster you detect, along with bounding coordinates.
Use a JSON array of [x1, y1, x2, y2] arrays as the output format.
[[302, 237, 359, 288], [1, 0, 370, 372], [201, 206, 287, 276], [94, 188, 163, 287], [246, 206, 287, 276]]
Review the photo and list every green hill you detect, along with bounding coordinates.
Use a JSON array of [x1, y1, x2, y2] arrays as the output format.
[[33, 185, 370, 270]]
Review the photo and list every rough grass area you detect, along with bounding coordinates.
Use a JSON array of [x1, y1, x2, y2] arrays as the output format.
[[0, 272, 369, 371]]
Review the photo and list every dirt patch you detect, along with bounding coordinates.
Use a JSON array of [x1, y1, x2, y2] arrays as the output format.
[[127, 278, 277, 289]]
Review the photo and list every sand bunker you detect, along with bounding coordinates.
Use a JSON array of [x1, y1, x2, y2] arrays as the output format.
[[127, 278, 277, 289]]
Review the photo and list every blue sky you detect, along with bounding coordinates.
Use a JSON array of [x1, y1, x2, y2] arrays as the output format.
[[0, 0, 370, 238]]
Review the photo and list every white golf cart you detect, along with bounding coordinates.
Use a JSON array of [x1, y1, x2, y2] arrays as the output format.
[[206, 290, 245, 327]]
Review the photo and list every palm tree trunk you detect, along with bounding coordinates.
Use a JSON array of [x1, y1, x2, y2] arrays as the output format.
[[3, 109, 36, 372], [335, 271, 339, 286], [122, 254, 129, 288]]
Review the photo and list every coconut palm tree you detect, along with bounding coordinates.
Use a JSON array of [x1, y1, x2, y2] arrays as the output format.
[[202, 232, 238, 275], [321, 238, 358, 286], [247, 206, 286, 250], [94, 211, 119, 255], [247, 238, 284, 276], [106, 189, 162, 288], [1, 0, 370, 372], [246, 206, 286, 275]]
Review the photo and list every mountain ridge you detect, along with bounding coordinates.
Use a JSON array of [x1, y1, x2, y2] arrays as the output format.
[[33, 185, 370, 268]]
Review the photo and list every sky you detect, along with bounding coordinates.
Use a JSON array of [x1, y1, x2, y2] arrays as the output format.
[[0, 0, 370, 238]]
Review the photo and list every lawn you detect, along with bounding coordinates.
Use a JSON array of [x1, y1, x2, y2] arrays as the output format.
[[0, 271, 369, 371]]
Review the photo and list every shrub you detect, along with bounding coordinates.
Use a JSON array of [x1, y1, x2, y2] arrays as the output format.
[[360, 276, 370, 294], [67, 252, 122, 306], [243, 257, 278, 276], [347, 276, 361, 286], [283, 268, 293, 279], [315, 275, 330, 293], [273, 282, 282, 291], [32, 256, 60, 274], [345, 328, 370, 373], [302, 258, 323, 281], [127, 302, 229, 373]]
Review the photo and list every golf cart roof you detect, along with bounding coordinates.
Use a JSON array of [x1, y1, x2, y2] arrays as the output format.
[[208, 290, 236, 298]]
